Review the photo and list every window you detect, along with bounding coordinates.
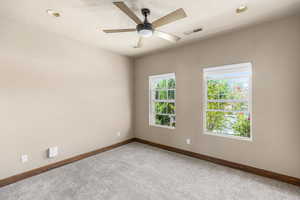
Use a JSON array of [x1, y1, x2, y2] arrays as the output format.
[[203, 63, 252, 140], [149, 73, 176, 129]]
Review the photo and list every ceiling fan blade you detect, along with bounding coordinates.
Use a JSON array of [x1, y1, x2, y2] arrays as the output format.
[[103, 28, 136, 33], [135, 37, 143, 48], [154, 31, 181, 43], [152, 8, 187, 28], [113, 2, 142, 24]]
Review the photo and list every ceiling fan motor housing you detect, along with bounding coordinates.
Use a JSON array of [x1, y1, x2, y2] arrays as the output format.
[[137, 22, 153, 32]]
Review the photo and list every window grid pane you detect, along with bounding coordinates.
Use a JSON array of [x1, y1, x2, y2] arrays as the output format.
[[204, 63, 252, 139], [150, 73, 176, 128]]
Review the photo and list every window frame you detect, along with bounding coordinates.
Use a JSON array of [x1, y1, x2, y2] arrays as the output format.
[[203, 63, 253, 141], [149, 73, 176, 129]]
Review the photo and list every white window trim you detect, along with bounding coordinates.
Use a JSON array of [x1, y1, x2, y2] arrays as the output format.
[[149, 73, 176, 129], [203, 63, 253, 141]]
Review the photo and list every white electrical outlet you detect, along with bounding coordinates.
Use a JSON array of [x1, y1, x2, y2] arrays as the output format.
[[48, 146, 58, 158], [117, 131, 121, 137], [186, 139, 191, 145], [21, 154, 28, 163]]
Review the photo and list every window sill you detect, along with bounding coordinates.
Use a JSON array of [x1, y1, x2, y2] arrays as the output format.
[[204, 131, 252, 142], [149, 124, 175, 130]]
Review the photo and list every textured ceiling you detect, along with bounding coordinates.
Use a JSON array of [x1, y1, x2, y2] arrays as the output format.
[[1, 0, 300, 57]]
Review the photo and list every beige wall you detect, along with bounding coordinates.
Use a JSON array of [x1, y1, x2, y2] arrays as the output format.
[[134, 15, 300, 178], [1, 14, 299, 181], [0, 19, 133, 179]]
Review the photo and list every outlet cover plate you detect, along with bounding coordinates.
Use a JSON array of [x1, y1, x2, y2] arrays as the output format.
[[186, 139, 191, 145], [21, 154, 28, 163], [48, 146, 58, 158]]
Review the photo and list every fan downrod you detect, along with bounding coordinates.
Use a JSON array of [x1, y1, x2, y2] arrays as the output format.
[[141, 8, 150, 18]]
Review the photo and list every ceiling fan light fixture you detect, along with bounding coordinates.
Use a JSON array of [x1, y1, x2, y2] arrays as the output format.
[[138, 29, 153, 37], [137, 23, 153, 38]]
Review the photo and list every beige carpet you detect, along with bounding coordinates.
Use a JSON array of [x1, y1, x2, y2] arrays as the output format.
[[0, 142, 299, 200]]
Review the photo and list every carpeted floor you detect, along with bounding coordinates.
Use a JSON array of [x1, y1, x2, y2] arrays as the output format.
[[0, 142, 299, 200]]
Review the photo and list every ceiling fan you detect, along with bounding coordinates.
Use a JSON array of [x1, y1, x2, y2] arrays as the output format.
[[103, 1, 187, 48]]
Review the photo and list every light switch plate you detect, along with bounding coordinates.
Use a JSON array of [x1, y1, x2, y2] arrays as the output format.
[[48, 146, 58, 158], [117, 131, 121, 137]]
